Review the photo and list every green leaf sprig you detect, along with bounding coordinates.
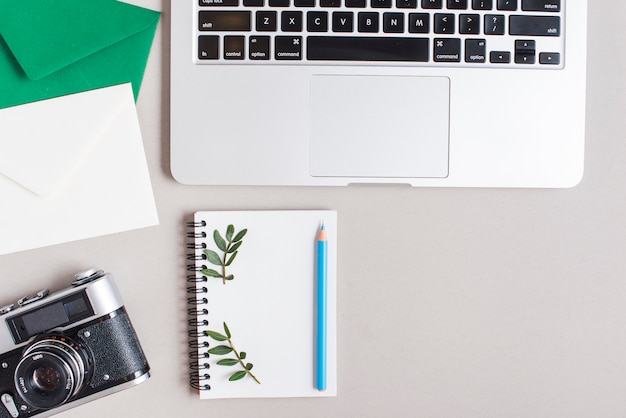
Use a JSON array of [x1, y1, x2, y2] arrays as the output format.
[[206, 322, 260, 384], [202, 225, 247, 285]]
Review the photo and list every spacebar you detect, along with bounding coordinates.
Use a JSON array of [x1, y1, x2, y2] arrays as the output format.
[[307, 37, 429, 62]]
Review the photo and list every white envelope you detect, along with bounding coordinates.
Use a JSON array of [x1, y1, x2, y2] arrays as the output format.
[[0, 83, 159, 255]]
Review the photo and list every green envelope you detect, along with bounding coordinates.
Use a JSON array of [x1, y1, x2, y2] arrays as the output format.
[[0, 0, 160, 109]]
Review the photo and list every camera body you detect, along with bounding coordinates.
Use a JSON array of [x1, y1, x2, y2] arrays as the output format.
[[0, 269, 150, 418]]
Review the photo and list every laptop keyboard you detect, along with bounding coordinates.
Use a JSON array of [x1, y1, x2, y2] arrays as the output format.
[[195, 0, 564, 67]]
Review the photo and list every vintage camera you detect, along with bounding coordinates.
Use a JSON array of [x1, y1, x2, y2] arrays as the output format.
[[0, 269, 150, 418]]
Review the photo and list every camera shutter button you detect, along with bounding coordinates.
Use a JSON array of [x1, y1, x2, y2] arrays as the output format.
[[72, 268, 105, 286], [1, 393, 19, 418]]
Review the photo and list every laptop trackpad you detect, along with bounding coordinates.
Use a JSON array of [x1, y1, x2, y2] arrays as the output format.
[[310, 75, 450, 179]]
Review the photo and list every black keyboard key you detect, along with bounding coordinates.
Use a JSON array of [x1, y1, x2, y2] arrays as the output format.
[[515, 39, 535, 52], [308, 11, 329, 31], [358, 12, 379, 32], [465, 38, 486, 63], [307, 36, 429, 61], [515, 53, 535, 64], [422, 0, 442, 9], [509, 15, 560, 36], [522, 0, 559, 12], [515, 39, 535, 63], [383, 13, 404, 33], [515, 39, 535, 62], [294, 0, 315, 5], [396, 0, 417, 7], [447, 0, 468, 9], [484, 14, 505, 35], [282, 11, 303, 31], [332, 12, 354, 31], [199, 0, 239, 6], [275, 36, 303, 59], [472, 0, 492, 9], [224, 36, 245, 59], [346, 0, 366, 6], [490, 51, 511, 63], [244, 0, 264, 5], [539, 52, 560, 65], [321, 0, 342, 6], [198, 36, 219, 59], [434, 38, 461, 62], [256, 11, 277, 31], [372, 0, 392, 7], [465, 39, 487, 63], [269, 0, 290, 6], [199, 11, 251, 31], [249, 36, 270, 59], [497, 0, 516, 10], [408, 13, 430, 33], [459, 14, 480, 34], [434, 13, 455, 34]]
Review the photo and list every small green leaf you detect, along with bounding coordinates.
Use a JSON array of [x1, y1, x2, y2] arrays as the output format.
[[240, 352, 247, 359], [203, 249, 222, 266], [226, 225, 234, 241], [217, 358, 239, 366], [208, 345, 233, 355], [223, 322, 232, 338], [228, 241, 243, 254], [225, 275, 234, 281], [229, 371, 247, 381], [213, 230, 227, 252], [245, 363, 254, 370], [233, 229, 248, 242], [205, 331, 228, 341], [225, 251, 238, 266], [202, 268, 222, 278]]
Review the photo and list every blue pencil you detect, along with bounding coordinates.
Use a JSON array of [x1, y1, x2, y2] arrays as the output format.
[[316, 222, 328, 391]]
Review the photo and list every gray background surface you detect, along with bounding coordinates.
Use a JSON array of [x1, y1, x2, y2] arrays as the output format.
[[1, 2, 623, 417]]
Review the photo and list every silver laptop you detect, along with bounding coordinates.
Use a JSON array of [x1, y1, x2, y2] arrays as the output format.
[[170, 0, 587, 187]]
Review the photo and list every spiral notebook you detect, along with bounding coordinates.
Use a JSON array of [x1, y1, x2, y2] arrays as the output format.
[[186, 210, 337, 398]]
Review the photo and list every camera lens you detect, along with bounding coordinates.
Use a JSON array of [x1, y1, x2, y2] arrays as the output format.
[[14, 337, 91, 410], [32, 366, 61, 393]]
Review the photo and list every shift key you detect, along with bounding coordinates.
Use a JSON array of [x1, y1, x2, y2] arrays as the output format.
[[199, 11, 251, 31], [509, 15, 560, 36]]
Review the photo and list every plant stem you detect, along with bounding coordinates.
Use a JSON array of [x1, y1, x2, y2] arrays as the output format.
[[228, 337, 260, 384], [221, 240, 231, 285]]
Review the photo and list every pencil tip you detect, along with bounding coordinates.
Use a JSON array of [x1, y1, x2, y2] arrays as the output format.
[[320, 221, 325, 230]]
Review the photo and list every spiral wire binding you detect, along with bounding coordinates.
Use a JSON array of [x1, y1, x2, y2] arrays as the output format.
[[186, 220, 211, 391]]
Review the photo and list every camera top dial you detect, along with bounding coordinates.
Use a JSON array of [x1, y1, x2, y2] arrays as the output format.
[[71, 269, 106, 287]]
